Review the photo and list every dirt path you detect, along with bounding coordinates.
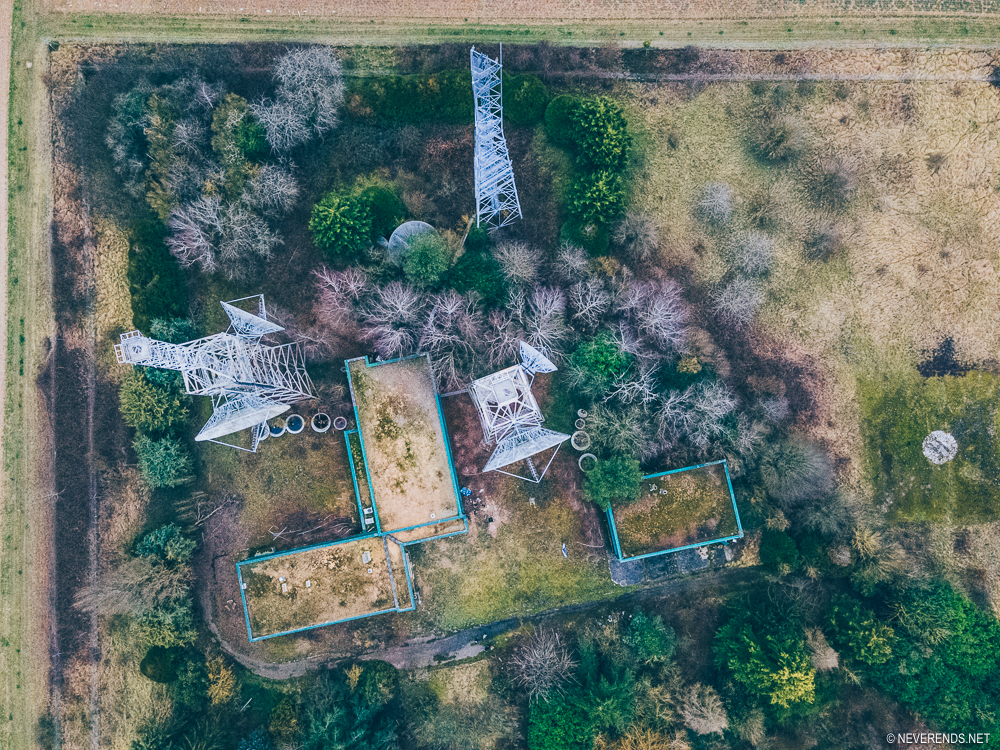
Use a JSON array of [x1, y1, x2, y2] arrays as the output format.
[[209, 565, 759, 678]]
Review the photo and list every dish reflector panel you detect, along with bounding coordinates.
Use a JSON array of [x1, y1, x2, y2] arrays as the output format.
[[483, 426, 571, 472], [519, 341, 557, 374]]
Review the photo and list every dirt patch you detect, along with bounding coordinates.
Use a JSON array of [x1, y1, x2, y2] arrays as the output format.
[[349, 356, 460, 531], [612, 463, 739, 558], [240, 537, 398, 639]]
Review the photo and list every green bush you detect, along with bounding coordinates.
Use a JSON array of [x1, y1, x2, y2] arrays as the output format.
[[568, 96, 632, 171], [119, 370, 189, 434], [138, 598, 198, 649], [143, 95, 179, 221], [129, 220, 188, 331], [348, 70, 473, 124], [464, 224, 490, 255], [715, 599, 816, 718], [134, 436, 192, 489], [759, 528, 801, 575], [446, 250, 506, 306], [527, 693, 592, 750], [544, 95, 582, 147], [566, 170, 627, 230], [503, 73, 549, 125], [866, 583, 1000, 732], [568, 333, 632, 395], [827, 595, 895, 666], [583, 454, 643, 511], [139, 646, 181, 683], [148, 317, 198, 344], [358, 183, 405, 241], [623, 612, 676, 664], [212, 93, 268, 164], [403, 232, 452, 289], [309, 191, 372, 261], [137, 523, 197, 563]]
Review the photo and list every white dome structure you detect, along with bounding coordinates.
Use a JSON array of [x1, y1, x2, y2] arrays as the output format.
[[922, 430, 958, 465], [386, 221, 435, 265]]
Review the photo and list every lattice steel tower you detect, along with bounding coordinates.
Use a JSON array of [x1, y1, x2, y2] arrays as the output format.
[[471, 45, 522, 228], [115, 295, 314, 451]]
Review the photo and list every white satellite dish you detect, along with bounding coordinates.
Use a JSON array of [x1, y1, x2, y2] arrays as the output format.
[[196, 395, 290, 442], [221, 300, 284, 337], [519, 341, 557, 374], [483, 426, 570, 474]]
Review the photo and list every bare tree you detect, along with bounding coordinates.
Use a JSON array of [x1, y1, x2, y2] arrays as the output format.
[[568, 277, 611, 329], [509, 629, 577, 703], [612, 213, 660, 263], [554, 241, 590, 283], [524, 286, 569, 358], [732, 231, 774, 276], [245, 163, 300, 218], [605, 363, 658, 407], [618, 280, 688, 354], [419, 292, 486, 390], [734, 413, 769, 457], [167, 196, 223, 273], [806, 628, 839, 671], [74, 556, 190, 618], [588, 403, 657, 460], [492, 240, 539, 287], [252, 47, 345, 151], [680, 683, 728, 735], [697, 183, 734, 227], [760, 395, 790, 424], [713, 278, 764, 327], [358, 282, 427, 360]]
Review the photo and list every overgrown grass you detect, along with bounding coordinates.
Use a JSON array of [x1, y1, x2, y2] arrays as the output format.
[[859, 369, 1000, 524], [414, 477, 625, 631], [613, 463, 738, 557]]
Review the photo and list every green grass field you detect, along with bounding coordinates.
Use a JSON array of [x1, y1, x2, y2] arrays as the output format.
[[860, 370, 1000, 523]]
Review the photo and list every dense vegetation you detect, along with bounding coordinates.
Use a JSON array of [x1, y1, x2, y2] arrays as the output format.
[[60, 41, 1000, 750]]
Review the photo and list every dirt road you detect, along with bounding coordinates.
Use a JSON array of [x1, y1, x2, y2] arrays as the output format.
[[209, 565, 760, 678]]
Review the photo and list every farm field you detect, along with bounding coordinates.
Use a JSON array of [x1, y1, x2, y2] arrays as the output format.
[[9, 0, 1000, 741]]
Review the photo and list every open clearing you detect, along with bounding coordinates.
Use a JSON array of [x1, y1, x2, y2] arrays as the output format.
[[612, 463, 739, 558]]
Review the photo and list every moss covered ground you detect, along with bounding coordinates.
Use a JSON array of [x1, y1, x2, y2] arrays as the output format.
[[860, 369, 1000, 523]]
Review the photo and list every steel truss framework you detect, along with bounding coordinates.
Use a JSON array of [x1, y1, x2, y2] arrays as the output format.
[[115, 296, 313, 451], [471, 46, 522, 228], [468, 343, 569, 483]]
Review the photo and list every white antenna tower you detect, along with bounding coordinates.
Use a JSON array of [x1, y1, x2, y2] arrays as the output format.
[[471, 45, 522, 229], [115, 295, 314, 452], [468, 342, 569, 483]]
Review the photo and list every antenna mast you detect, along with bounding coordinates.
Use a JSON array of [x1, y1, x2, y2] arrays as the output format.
[[470, 46, 522, 228], [115, 294, 313, 451]]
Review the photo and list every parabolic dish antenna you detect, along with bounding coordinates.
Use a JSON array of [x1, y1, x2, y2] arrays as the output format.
[[519, 341, 557, 374], [386, 221, 435, 265], [196, 395, 290, 442], [484, 426, 570, 473]]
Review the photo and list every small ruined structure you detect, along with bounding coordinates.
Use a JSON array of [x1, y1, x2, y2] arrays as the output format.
[[922, 430, 958, 465], [468, 342, 569, 482], [115, 295, 313, 452], [471, 45, 522, 228]]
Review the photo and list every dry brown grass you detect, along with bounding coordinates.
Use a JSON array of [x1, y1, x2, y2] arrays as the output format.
[[98, 464, 150, 573], [349, 356, 460, 532], [630, 50, 1000, 488], [40, 0, 1000, 21], [241, 537, 397, 638]]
